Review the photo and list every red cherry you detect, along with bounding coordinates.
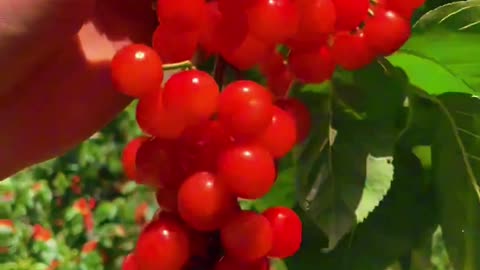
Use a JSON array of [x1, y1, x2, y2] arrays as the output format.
[[200, 1, 223, 54], [156, 0, 206, 31], [221, 211, 273, 262], [122, 136, 148, 181], [136, 89, 186, 139], [332, 0, 370, 31], [178, 172, 239, 231], [290, 0, 336, 49], [135, 213, 190, 270], [288, 46, 335, 84], [218, 145, 276, 199], [135, 138, 182, 188], [363, 9, 411, 56], [176, 120, 234, 176], [156, 188, 178, 213], [376, 0, 425, 19], [218, 0, 256, 14], [263, 207, 302, 258], [222, 34, 272, 71], [260, 52, 294, 98], [255, 106, 297, 158], [259, 50, 286, 76], [214, 256, 270, 270], [218, 81, 274, 139], [122, 253, 138, 270], [111, 44, 164, 98], [189, 230, 222, 262], [267, 68, 294, 98], [276, 98, 312, 143], [247, 0, 300, 43], [163, 70, 219, 126], [152, 24, 199, 64], [215, 12, 250, 55], [331, 31, 375, 71]]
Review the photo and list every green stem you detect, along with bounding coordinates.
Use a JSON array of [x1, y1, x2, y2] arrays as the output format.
[[162, 60, 193, 71]]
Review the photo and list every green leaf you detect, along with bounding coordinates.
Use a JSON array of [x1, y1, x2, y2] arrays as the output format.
[[252, 156, 296, 212], [389, 52, 474, 95], [288, 141, 437, 270], [428, 92, 480, 270], [295, 62, 406, 250], [94, 202, 118, 224], [389, 0, 480, 95]]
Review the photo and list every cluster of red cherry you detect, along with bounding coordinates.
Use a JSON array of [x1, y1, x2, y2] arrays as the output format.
[[109, 0, 424, 269], [115, 53, 309, 269], [150, 0, 424, 97]]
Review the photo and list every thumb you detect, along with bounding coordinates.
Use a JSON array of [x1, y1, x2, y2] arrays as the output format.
[[0, 0, 95, 95]]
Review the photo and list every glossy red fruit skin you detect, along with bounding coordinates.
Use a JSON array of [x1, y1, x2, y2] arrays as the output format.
[[178, 172, 239, 231], [276, 98, 312, 143], [156, 188, 178, 213], [377, 0, 425, 19], [163, 70, 219, 126], [135, 138, 182, 188], [122, 253, 138, 270], [221, 211, 273, 262], [214, 256, 270, 270], [222, 34, 272, 71], [135, 213, 190, 270], [290, 0, 336, 50], [200, 1, 223, 54], [267, 68, 294, 98], [255, 106, 297, 158], [218, 81, 274, 139], [363, 9, 411, 56], [216, 12, 250, 55], [217, 145, 276, 199], [288, 46, 335, 84], [263, 207, 302, 258], [156, 0, 206, 31], [260, 51, 286, 76], [331, 31, 375, 71], [176, 120, 234, 176], [111, 44, 164, 98], [247, 0, 300, 43], [136, 89, 186, 139], [122, 136, 148, 181], [332, 0, 370, 31], [218, 0, 256, 14], [260, 52, 294, 98], [152, 24, 199, 64]]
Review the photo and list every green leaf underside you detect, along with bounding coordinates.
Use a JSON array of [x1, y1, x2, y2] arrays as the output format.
[[295, 62, 406, 250], [428, 92, 480, 270], [287, 144, 437, 270], [389, 0, 480, 95], [252, 156, 296, 212]]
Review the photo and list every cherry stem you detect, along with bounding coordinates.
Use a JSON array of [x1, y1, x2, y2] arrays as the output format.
[[162, 60, 193, 71], [213, 56, 227, 88]]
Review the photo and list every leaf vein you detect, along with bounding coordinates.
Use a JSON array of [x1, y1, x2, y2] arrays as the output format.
[[438, 5, 478, 24], [459, 20, 480, 31], [457, 127, 480, 140]]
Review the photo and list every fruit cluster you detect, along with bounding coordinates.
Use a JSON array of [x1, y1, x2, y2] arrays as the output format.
[[113, 42, 311, 268], [149, 0, 424, 96], [110, 0, 424, 269]]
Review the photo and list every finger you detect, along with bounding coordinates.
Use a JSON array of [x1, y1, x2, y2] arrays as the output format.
[[0, 36, 131, 180], [0, 0, 95, 96], [92, 0, 157, 45]]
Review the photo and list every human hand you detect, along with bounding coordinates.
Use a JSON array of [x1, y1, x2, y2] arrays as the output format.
[[0, 0, 157, 179]]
